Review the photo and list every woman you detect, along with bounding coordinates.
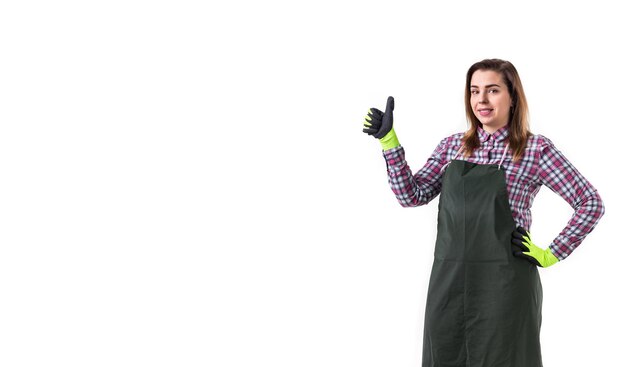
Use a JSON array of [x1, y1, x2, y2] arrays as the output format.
[[362, 59, 605, 366]]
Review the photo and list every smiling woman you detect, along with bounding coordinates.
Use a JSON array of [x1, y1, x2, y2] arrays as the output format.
[[469, 70, 512, 132], [462, 59, 531, 163], [362, 58, 605, 366]]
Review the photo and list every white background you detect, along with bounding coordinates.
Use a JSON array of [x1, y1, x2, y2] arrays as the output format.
[[1, 1, 624, 366]]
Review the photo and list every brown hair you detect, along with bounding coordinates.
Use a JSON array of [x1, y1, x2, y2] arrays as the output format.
[[462, 59, 530, 162]]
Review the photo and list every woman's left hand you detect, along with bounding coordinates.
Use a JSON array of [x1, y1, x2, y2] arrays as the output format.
[[511, 227, 559, 268]]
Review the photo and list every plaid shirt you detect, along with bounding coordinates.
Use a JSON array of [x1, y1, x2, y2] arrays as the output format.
[[383, 126, 605, 260]]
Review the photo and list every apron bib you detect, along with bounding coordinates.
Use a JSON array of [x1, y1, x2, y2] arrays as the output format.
[[422, 146, 543, 367]]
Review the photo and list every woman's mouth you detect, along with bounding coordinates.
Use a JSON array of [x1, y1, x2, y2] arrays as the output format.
[[478, 109, 493, 117]]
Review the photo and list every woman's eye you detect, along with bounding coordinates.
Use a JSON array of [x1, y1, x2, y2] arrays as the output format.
[[470, 90, 479, 94], [489, 89, 499, 93]]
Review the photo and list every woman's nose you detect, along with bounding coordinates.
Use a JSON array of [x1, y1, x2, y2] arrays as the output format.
[[478, 91, 489, 103]]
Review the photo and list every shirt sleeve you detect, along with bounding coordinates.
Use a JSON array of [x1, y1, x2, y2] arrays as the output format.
[[536, 136, 606, 260], [382, 137, 449, 207]]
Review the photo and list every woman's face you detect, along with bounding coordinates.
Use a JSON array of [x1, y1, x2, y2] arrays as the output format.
[[469, 69, 513, 133]]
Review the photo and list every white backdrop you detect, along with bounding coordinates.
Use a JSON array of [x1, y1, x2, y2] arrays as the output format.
[[1, 1, 623, 366]]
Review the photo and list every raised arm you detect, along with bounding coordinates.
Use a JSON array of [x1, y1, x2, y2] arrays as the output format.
[[382, 138, 449, 207], [362, 97, 452, 207]]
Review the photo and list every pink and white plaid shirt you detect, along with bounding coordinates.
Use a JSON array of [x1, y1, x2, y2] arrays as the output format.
[[382, 125, 605, 260]]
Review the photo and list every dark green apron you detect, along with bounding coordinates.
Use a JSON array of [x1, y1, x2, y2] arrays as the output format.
[[422, 156, 543, 366]]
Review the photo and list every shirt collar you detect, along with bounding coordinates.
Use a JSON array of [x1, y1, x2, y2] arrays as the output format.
[[478, 125, 510, 143]]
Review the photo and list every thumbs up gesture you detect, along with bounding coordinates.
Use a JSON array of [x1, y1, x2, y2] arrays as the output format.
[[362, 96, 399, 151], [363, 96, 394, 138]]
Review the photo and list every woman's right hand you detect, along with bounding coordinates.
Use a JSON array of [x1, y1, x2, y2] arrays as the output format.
[[362, 96, 400, 150]]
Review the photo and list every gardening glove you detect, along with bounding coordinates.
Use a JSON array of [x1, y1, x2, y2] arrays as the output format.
[[362, 96, 399, 151], [511, 226, 559, 268]]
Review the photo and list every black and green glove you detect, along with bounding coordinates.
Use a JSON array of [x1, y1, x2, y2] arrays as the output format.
[[362, 96, 400, 151], [511, 227, 559, 268]]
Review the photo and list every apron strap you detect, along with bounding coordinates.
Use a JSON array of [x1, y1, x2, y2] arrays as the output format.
[[442, 144, 465, 171], [498, 143, 509, 170], [452, 143, 465, 160]]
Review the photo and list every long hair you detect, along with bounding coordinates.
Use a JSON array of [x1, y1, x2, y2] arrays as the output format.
[[462, 59, 530, 162]]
